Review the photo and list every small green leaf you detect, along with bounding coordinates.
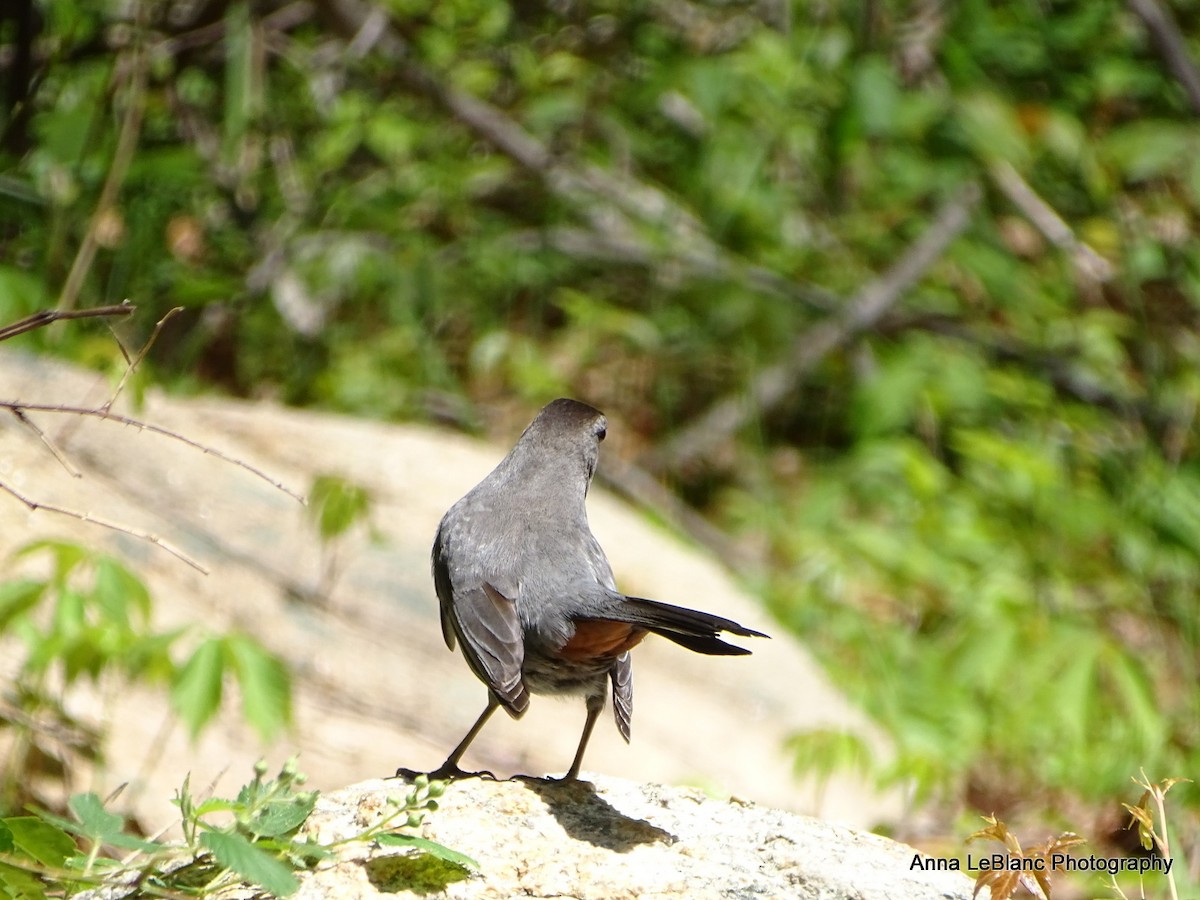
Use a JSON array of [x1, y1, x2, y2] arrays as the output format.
[[288, 838, 335, 863], [0, 860, 48, 899], [246, 796, 317, 839], [68, 793, 124, 842], [174, 773, 195, 824], [225, 634, 292, 741], [171, 637, 226, 738], [201, 830, 299, 897], [51, 588, 85, 639], [376, 833, 479, 870], [1, 817, 76, 867], [308, 475, 371, 540], [93, 558, 151, 626]]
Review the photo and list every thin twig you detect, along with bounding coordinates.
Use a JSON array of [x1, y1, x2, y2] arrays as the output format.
[[1150, 780, 1181, 900], [989, 161, 1113, 282], [1127, 0, 1200, 116], [57, 24, 148, 312], [154, 0, 315, 56], [0, 481, 208, 573], [1, 402, 307, 505], [649, 182, 982, 472], [10, 408, 82, 478], [102, 306, 184, 413], [0, 303, 135, 343], [508, 227, 839, 313]]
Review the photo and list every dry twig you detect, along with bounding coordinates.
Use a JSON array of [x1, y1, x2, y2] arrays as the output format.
[[989, 161, 1113, 282], [0, 302, 304, 571], [1127, 0, 1200, 116], [0, 303, 135, 342], [102, 306, 184, 413], [1, 402, 306, 504], [9, 407, 82, 478], [0, 480, 207, 573]]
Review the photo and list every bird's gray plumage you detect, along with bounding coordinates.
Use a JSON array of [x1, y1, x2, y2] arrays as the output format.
[[422, 398, 766, 780]]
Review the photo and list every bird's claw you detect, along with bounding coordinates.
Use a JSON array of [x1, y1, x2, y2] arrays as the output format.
[[512, 771, 585, 786]]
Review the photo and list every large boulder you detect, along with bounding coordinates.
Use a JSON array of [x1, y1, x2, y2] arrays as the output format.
[[297, 774, 973, 900]]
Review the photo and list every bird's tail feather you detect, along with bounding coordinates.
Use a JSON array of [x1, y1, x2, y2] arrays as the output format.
[[602, 596, 768, 656]]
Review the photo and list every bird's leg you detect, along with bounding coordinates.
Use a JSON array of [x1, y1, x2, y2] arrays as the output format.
[[559, 692, 605, 782], [395, 693, 501, 781]]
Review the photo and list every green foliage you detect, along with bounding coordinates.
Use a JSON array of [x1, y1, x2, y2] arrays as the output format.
[[0, 760, 463, 898], [306, 473, 375, 598], [0, 541, 292, 810], [171, 633, 292, 741], [308, 474, 372, 542]]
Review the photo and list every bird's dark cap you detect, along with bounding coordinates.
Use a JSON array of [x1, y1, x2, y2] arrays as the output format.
[[535, 399, 607, 438]]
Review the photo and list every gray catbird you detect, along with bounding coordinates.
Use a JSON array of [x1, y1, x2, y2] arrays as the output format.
[[403, 398, 767, 782]]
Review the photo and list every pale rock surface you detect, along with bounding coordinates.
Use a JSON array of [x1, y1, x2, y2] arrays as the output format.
[[0, 349, 901, 833], [297, 774, 972, 900]]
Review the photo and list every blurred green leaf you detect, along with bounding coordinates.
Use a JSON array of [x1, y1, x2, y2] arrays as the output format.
[[0, 580, 45, 631], [201, 830, 299, 897], [93, 557, 151, 627], [954, 91, 1031, 166], [225, 634, 293, 741], [172, 637, 226, 738], [1102, 121, 1198, 181], [308, 475, 372, 541], [0, 861, 48, 900], [1, 817, 75, 868]]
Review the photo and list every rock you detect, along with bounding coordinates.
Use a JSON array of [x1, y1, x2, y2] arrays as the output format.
[[0, 349, 899, 832], [296, 774, 974, 900]]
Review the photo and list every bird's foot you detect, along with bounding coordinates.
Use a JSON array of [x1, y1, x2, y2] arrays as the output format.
[[513, 771, 587, 786], [393, 763, 496, 782]]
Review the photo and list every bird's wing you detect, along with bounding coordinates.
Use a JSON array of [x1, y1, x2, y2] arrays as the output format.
[[450, 581, 529, 717], [432, 527, 458, 651], [433, 526, 528, 716]]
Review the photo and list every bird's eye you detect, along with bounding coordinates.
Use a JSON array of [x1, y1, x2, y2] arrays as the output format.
[[596, 426, 607, 441]]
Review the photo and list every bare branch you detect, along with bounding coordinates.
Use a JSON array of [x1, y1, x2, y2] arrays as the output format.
[[649, 182, 982, 472], [1127, 0, 1200, 116], [2, 402, 307, 505], [0, 481, 208, 574], [155, 0, 315, 56], [102, 306, 184, 413], [0, 303, 135, 343], [508, 227, 839, 313], [10, 408, 82, 478], [989, 161, 1113, 282]]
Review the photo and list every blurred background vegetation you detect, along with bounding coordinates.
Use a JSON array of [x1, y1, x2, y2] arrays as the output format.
[[2, 0, 1199, 867]]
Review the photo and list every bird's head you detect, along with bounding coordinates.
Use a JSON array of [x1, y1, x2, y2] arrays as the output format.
[[515, 398, 608, 489]]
